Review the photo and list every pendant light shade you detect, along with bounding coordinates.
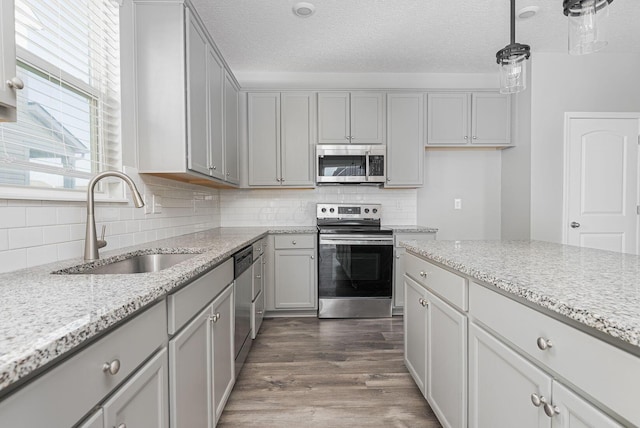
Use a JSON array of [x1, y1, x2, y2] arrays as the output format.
[[496, 0, 531, 94], [563, 0, 612, 55]]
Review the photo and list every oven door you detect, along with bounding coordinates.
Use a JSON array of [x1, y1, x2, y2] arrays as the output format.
[[318, 233, 393, 299]]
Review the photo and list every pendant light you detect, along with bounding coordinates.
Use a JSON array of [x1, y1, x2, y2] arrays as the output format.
[[563, 0, 612, 55], [496, 0, 531, 94]]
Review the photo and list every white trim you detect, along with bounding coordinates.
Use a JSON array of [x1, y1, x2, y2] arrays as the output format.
[[562, 112, 640, 246], [0, 185, 127, 203]]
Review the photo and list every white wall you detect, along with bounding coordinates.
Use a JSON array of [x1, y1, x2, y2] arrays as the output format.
[[530, 52, 640, 243], [417, 150, 502, 240], [0, 170, 221, 273], [501, 62, 532, 240], [219, 186, 417, 226]]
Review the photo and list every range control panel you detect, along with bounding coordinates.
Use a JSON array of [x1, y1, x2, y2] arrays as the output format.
[[316, 203, 381, 221]]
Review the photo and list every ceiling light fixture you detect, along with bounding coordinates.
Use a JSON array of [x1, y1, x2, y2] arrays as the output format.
[[563, 0, 612, 55], [496, 0, 531, 94], [293, 2, 315, 18]]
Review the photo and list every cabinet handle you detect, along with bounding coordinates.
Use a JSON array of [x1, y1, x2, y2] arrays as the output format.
[[213, 165, 217, 170], [257, 310, 264, 315], [531, 393, 545, 407], [472, 136, 477, 139], [536, 337, 553, 350], [543, 402, 560, 418], [292, 240, 296, 245], [418, 298, 428, 307], [464, 136, 468, 139], [209, 313, 219, 323], [226, 172, 230, 176], [102, 359, 121, 376], [310, 255, 315, 259], [117, 424, 127, 428], [419, 271, 427, 278], [280, 177, 285, 182], [6, 77, 24, 90], [387, 177, 391, 182], [256, 274, 262, 279], [396, 255, 400, 259]]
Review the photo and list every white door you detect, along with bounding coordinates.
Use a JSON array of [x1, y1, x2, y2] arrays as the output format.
[[565, 114, 640, 254]]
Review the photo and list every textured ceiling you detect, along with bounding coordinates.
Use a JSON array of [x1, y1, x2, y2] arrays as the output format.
[[192, 0, 640, 74]]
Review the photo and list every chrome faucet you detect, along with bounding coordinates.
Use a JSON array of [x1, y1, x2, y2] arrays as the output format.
[[84, 171, 145, 261]]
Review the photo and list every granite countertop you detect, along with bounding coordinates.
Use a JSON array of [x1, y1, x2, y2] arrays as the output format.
[[0, 226, 317, 395], [385, 225, 439, 233], [401, 239, 640, 352]]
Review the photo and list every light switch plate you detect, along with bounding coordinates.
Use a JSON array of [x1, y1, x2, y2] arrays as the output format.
[[454, 199, 462, 210]]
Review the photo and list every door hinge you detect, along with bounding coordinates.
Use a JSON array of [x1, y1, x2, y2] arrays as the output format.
[[637, 205, 640, 215]]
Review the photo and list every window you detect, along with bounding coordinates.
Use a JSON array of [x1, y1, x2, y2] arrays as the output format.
[[0, 0, 121, 196]]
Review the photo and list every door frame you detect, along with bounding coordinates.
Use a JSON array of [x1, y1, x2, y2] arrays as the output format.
[[562, 112, 640, 251]]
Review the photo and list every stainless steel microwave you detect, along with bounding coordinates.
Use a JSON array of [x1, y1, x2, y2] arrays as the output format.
[[316, 145, 386, 184]]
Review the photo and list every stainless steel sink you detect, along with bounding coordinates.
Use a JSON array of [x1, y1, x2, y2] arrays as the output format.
[[61, 252, 198, 275]]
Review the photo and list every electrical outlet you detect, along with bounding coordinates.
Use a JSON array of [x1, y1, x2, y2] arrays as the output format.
[[454, 198, 462, 210], [153, 195, 162, 214]]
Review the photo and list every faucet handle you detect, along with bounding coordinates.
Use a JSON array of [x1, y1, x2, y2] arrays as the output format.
[[97, 225, 107, 249]]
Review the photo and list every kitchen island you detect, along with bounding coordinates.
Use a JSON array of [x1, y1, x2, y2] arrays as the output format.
[[401, 239, 640, 427]]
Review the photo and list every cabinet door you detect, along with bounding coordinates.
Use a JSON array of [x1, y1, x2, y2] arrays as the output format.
[[403, 275, 428, 396], [103, 348, 169, 428], [281, 92, 314, 186], [471, 93, 511, 145], [351, 92, 385, 145], [224, 73, 239, 184], [386, 93, 424, 187], [186, 13, 210, 176], [393, 247, 405, 308], [207, 47, 224, 180], [252, 289, 265, 339], [426, 290, 467, 428], [248, 93, 281, 185], [317, 92, 350, 144], [552, 382, 622, 428], [169, 305, 212, 428], [469, 322, 551, 428], [0, 0, 18, 116], [211, 284, 235, 424], [77, 409, 103, 428], [426, 93, 470, 145], [274, 248, 316, 309]]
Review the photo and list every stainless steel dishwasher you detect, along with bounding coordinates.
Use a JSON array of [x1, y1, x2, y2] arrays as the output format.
[[233, 245, 253, 375]]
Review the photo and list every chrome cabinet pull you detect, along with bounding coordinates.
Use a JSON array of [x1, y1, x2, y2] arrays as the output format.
[[536, 337, 553, 350], [102, 359, 121, 375], [543, 402, 560, 417], [292, 240, 296, 245], [6, 77, 24, 90], [531, 393, 545, 407], [418, 298, 428, 307], [256, 274, 262, 279], [117, 423, 126, 428], [419, 271, 427, 278], [570, 221, 580, 228]]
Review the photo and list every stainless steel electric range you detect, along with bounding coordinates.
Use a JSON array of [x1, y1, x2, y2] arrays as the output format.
[[316, 203, 393, 318]]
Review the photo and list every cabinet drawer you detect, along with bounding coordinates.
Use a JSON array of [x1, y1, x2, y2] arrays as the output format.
[[469, 281, 640, 426], [167, 258, 233, 335], [0, 302, 166, 428], [274, 234, 315, 249], [405, 254, 467, 311]]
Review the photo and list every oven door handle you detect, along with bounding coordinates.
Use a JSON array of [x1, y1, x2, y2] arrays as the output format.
[[319, 236, 393, 246]]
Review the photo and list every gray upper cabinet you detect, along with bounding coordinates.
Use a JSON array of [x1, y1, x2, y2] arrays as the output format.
[[386, 93, 424, 187], [0, 0, 18, 121], [248, 92, 314, 187], [224, 72, 240, 185], [426, 92, 511, 147], [317, 92, 385, 145], [131, 1, 239, 187]]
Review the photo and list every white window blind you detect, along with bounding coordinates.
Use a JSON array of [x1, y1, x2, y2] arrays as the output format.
[[0, 0, 121, 194]]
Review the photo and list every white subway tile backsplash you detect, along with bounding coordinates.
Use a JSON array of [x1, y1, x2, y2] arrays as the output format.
[[9, 227, 43, 249], [26, 244, 59, 268], [57, 240, 83, 260], [26, 207, 57, 227], [56, 207, 84, 225], [1, 207, 27, 228], [43, 225, 71, 245], [0, 230, 7, 250], [0, 249, 27, 273]]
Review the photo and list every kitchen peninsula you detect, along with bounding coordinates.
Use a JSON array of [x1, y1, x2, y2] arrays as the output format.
[[401, 239, 640, 427]]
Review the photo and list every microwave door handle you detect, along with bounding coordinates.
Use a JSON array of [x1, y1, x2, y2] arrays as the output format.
[[365, 151, 370, 182]]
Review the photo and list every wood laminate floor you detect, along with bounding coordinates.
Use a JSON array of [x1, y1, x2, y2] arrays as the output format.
[[218, 317, 442, 428]]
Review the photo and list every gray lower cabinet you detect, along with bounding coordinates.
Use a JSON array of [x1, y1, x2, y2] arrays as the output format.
[[273, 234, 317, 310], [103, 347, 169, 428], [393, 232, 436, 309], [78, 409, 103, 428], [169, 283, 234, 428], [0, 302, 166, 428], [403, 275, 428, 395]]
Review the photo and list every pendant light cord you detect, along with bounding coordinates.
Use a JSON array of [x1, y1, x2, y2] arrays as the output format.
[[510, 0, 516, 44]]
